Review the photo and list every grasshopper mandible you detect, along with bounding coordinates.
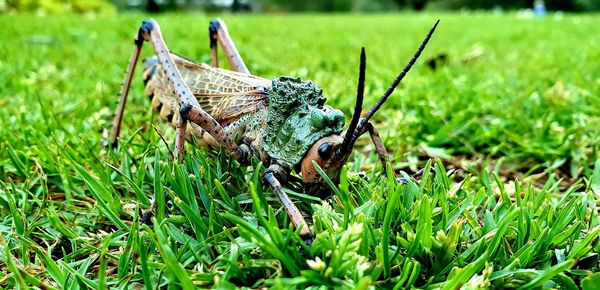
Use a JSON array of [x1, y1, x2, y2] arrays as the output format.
[[109, 18, 439, 237]]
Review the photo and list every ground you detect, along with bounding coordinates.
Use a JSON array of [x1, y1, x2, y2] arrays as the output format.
[[0, 12, 599, 289]]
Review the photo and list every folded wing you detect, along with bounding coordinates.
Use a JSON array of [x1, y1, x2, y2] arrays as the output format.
[[145, 54, 271, 126]]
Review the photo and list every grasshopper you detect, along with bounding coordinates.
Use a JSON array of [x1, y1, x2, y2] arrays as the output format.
[[109, 18, 439, 237]]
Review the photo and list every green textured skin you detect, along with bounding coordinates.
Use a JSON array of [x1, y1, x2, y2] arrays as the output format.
[[263, 76, 345, 167]]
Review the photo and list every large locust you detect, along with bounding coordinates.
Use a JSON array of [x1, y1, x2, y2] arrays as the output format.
[[109, 18, 439, 237]]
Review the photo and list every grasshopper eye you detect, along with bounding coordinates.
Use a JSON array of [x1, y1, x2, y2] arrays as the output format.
[[318, 143, 333, 160]]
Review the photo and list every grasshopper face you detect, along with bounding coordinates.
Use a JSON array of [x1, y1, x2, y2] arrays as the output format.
[[262, 77, 345, 166], [300, 134, 349, 197], [260, 77, 356, 197]]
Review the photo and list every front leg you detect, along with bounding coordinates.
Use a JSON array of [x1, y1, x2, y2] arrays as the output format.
[[263, 166, 311, 238], [353, 120, 390, 169], [364, 121, 390, 168], [359, 121, 410, 184]]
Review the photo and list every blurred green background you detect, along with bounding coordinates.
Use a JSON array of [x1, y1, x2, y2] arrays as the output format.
[[2, 0, 600, 14]]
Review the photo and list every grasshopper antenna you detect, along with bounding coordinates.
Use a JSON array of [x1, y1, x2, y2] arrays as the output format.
[[341, 47, 366, 153], [350, 19, 440, 145]]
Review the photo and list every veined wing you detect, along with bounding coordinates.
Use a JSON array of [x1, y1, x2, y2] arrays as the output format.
[[147, 54, 271, 125]]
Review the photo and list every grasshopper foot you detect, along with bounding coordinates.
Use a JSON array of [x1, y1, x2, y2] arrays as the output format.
[[140, 208, 154, 225], [397, 177, 409, 184], [136, 19, 155, 44], [301, 232, 314, 248], [298, 231, 314, 256], [140, 189, 171, 225]]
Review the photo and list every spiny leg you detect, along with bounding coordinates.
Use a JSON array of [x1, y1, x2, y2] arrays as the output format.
[[109, 37, 144, 147], [209, 18, 250, 74], [365, 122, 390, 169], [179, 103, 238, 155], [174, 114, 187, 161], [359, 121, 411, 184], [264, 167, 311, 238], [353, 120, 390, 169], [138, 19, 239, 160], [209, 19, 219, 68]]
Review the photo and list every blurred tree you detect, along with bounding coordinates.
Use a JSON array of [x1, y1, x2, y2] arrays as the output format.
[[6, 0, 595, 13], [107, 0, 600, 12], [147, 0, 160, 12], [426, 0, 599, 10], [259, 0, 599, 11], [352, 0, 399, 12], [427, 0, 528, 10], [232, 0, 241, 11], [3, 0, 116, 13], [577, 0, 600, 10], [394, 0, 429, 10], [259, 0, 352, 12]]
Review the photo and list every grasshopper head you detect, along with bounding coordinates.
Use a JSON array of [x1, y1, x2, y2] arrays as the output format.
[[300, 47, 366, 197], [299, 20, 439, 197], [300, 134, 348, 197]]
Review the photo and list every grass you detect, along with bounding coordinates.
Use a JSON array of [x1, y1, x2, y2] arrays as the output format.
[[0, 11, 599, 288]]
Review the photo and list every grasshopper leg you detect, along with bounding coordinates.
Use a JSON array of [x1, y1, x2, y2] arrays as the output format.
[[263, 167, 312, 238], [209, 19, 219, 68], [108, 36, 144, 147], [131, 19, 240, 160], [360, 121, 411, 184], [364, 122, 390, 169], [354, 120, 391, 169], [209, 18, 250, 74], [179, 103, 238, 156], [174, 114, 187, 161]]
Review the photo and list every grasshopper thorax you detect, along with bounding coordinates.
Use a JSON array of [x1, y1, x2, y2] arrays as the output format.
[[262, 77, 345, 168]]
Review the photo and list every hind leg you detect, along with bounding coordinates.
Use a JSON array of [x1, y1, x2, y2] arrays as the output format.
[[108, 36, 143, 147], [209, 18, 250, 74], [111, 19, 240, 161]]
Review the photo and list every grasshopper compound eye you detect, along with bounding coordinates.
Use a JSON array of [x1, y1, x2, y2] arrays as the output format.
[[318, 143, 333, 160]]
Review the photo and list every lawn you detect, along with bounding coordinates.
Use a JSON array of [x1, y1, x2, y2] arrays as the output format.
[[0, 12, 599, 288]]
